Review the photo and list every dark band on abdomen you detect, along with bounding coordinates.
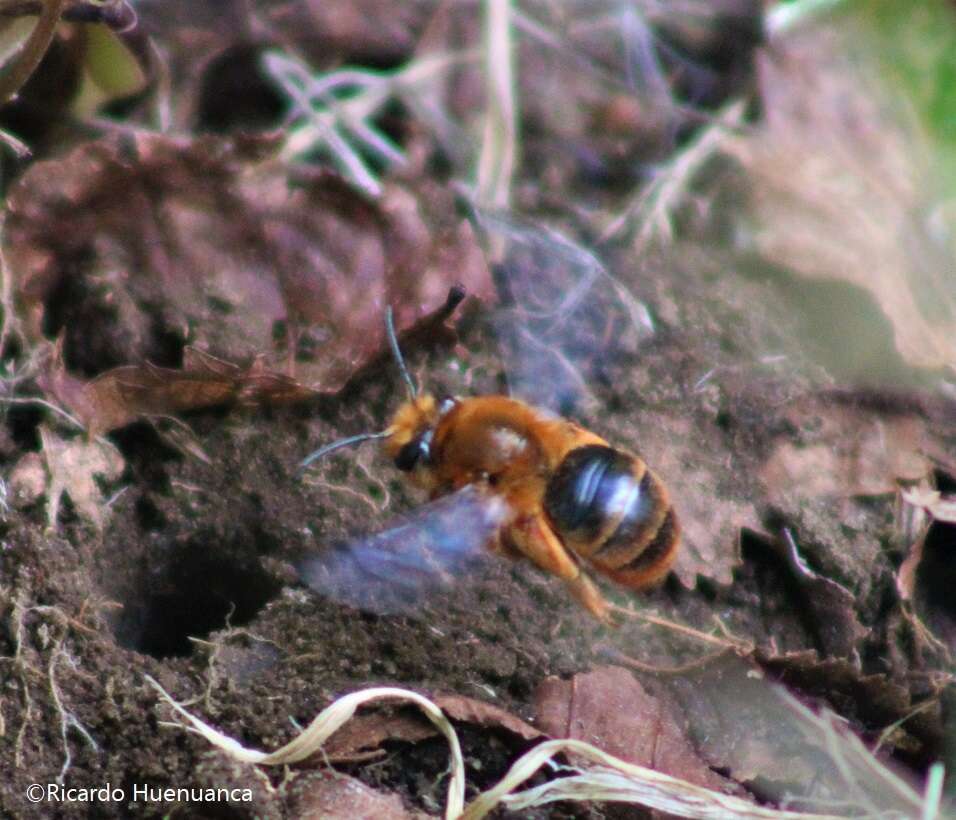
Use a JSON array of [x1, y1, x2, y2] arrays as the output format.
[[544, 444, 678, 587]]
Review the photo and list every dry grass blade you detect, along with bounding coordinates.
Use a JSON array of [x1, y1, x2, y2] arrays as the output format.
[[144, 676, 466, 819], [476, 0, 517, 210], [263, 49, 477, 197], [0, 0, 66, 105], [464, 680, 936, 820], [602, 98, 747, 244], [460, 737, 847, 820]]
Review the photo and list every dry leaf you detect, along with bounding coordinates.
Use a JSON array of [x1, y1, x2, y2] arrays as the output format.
[[433, 694, 542, 742], [761, 394, 932, 500], [896, 486, 956, 601], [320, 711, 438, 763], [39, 343, 319, 435], [729, 27, 956, 371], [766, 530, 870, 660], [534, 666, 730, 792], [286, 771, 416, 820], [309, 692, 540, 764], [644, 415, 759, 589], [664, 653, 927, 809], [39, 425, 124, 529], [7, 134, 495, 394], [756, 649, 943, 760]]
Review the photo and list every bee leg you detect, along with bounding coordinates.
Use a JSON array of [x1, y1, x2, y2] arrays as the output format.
[[505, 513, 613, 624]]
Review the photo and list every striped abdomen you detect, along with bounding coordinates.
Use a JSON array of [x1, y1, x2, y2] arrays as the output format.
[[542, 444, 679, 589]]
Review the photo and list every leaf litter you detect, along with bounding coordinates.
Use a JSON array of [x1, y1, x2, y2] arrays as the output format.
[[2, 2, 956, 818], [6, 133, 494, 397]]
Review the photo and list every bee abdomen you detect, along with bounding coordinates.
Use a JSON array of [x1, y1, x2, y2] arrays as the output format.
[[543, 444, 679, 589]]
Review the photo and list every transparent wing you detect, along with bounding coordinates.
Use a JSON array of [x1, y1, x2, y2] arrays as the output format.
[[471, 209, 655, 415], [297, 486, 509, 615]]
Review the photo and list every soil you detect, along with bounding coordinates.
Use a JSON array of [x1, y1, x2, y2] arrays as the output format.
[[0, 2, 954, 819]]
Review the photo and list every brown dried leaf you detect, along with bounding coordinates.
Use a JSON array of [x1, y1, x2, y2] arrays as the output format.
[[432, 693, 542, 742], [7, 133, 494, 395], [767, 530, 870, 660], [320, 711, 438, 763], [314, 692, 540, 764], [533, 665, 730, 791], [40, 344, 318, 435], [897, 486, 950, 601], [729, 27, 956, 371], [663, 653, 926, 809], [39, 425, 124, 529], [643, 415, 759, 589], [756, 649, 944, 759], [286, 771, 418, 820], [761, 394, 932, 500]]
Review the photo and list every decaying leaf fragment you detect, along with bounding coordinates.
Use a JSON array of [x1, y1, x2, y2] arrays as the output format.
[[728, 26, 956, 372], [756, 649, 944, 761], [38, 424, 124, 529], [644, 414, 760, 589], [662, 653, 926, 813], [286, 771, 417, 820], [40, 343, 318, 435], [6, 133, 494, 396], [433, 693, 541, 742], [317, 691, 542, 764], [534, 665, 731, 792], [760, 393, 932, 501], [896, 485, 956, 602], [761, 529, 870, 661]]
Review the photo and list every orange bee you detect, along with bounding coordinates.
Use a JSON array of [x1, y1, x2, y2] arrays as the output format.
[[298, 294, 679, 623]]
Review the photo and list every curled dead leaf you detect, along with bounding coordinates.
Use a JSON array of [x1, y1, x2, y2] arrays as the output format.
[[320, 710, 438, 764], [40, 344, 318, 435], [663, 652, 926, 811], [432, 693, 542, 743]]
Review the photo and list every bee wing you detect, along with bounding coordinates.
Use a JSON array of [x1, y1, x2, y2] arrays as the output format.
[[297, 486, 509, 614], [473, 210, 655, 414]]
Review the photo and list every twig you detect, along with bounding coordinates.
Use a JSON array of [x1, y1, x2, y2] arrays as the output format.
[[600, 644, 737, 676], [0, 0, 67, 105]]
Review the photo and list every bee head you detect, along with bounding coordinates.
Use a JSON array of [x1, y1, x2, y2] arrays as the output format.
[[298, 296, 461, 476], [384, 394, 439, 472]]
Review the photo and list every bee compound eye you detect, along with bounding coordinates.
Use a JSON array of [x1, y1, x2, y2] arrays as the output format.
[[394, 429, 433, 472], [394, 439, 422, 472]]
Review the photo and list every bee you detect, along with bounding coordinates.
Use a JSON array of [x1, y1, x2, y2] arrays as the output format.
[[297, 294, 679, 623]]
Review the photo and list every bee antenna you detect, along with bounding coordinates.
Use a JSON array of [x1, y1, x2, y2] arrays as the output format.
[[385, 306, 418, 399], [298, 429, 392, 473]]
